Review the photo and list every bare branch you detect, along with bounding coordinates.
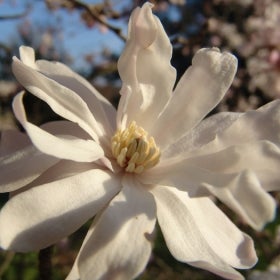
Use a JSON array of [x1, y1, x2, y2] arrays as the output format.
[[68, 0, 127, 42], [0, 10, 29, 21]]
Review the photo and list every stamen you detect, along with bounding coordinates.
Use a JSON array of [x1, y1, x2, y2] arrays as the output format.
[[111, 121, 161, 174]]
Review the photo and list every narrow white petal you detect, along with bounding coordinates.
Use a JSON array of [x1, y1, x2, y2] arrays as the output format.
[[0, 145, 58, 193], [153, 48, 237, 149], [213, 100, 280, 149], [13, 92, 104, 162], [0, 168, 121, 252], [19, 46, 36, 68], [206, 170, 276, 231], [36, 59, 116, 142], [142, 141, 278, 229], [0, 129, 30, 156], [152, 186, 257, 279], [162, 112, 241, 159], [189, 140, 280, 193], [41, 120, 91, 140], [12, 57, 103, 142], [77, 175, 156, 280], [117, 2, 176, 132]]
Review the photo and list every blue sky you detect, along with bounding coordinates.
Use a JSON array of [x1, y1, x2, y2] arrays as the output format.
[[0, 0, 128, 70]]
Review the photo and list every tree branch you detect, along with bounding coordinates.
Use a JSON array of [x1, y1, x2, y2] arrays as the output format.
[[68, 0, 127, 42], [0, 10, 29, 21]]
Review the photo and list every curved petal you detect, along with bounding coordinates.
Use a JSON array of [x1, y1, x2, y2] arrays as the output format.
[[18, 46, 116, 150], [152, 48, 237, 149], [0, 168, 121, 252], [76, 174, 156, 280], [142, 141, 278, 229], [0, 129, 30, 156], [13, 92, 104, 162], [19, 45, 36, 68], [0, 145, 58, 193], [41, 120, 91, 140], [151, 186, 257, 280], [211, 100, 280, 150], [10, 160, 99, 196], [205, 170, 276, 231], [12, 57, 104, 143], [188, 140, 280, 192], [117, 2, 176, 132], [162, 111, 241, 159]]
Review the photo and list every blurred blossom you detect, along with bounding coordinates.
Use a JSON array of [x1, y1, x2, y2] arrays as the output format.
[[249, 257, 280, 280], [0, 81, 17, 98], [205, 0, 280, 100], [1, 2, 280, 280]]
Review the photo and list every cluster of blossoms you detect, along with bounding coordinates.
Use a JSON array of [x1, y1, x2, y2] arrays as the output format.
[[1, 2, 280, 280], [208, 0, 280, 99]]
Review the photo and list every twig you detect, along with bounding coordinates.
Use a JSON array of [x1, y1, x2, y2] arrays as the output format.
[[39, 246, 53, 280], [0, 10, 29, 20], [68, 0, 127, 42]]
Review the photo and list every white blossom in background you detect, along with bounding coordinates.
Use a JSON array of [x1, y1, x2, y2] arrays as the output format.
[[1, 2, 280, 280], [249, 257, 280, 280]]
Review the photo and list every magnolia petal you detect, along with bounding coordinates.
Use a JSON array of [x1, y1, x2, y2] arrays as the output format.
[[140, 157, 235, 194], [0, 169, 121, 252], [12, 57, 103, 142], [152, 186, 257, 280], [10, 160, 99, 197], [162, 111, 241, 159], [66, 262, 80, 280], [189, 140, 280, 192], [117, 2, 176, 132], [153, 48, 237, 149], [0, 145, 58, 193], [142, 141, 278, 229], [0, 129, 30, 156], [19, 45, 116, 141], [41, 120, 91, 140], [35, 61, 116, 145], [13, 92, 104, 162], [205, 170, 276, 231], [212, 100, 280, 150], [19, 46, 36, 68], [77, 175, 156, 280]]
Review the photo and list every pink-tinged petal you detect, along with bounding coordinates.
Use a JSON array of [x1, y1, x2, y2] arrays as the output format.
[[13, 92, 104, 162], [142, 141, 278, 230], [0, 168, 121, 252], [0, 145, 58, 193], [152, 186, 257, 280], [12, 57, 104, 143], [76, 174, 156, 280], [152, 48, 237, 149], [117, 2, 176, 132]]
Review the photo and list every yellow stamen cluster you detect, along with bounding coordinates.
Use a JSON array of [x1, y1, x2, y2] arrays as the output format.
[[111, 121, 161, 174]]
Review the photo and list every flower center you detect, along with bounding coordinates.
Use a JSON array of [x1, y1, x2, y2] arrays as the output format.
[[111, 121, 161, 174]]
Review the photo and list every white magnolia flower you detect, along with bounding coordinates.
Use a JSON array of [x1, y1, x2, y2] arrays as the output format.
[[1, 2, 280, 280]]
